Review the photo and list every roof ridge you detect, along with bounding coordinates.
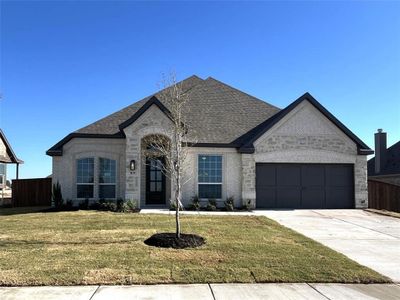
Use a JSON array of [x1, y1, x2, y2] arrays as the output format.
[[205, 76, 281, 110], [74, 75, 204, 134], [387, 140, 400, 151]]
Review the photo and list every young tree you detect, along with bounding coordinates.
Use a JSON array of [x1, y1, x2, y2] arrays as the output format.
[[143, 73, 196, 239]]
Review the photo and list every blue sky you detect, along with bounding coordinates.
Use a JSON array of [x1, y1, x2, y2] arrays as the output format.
[[1, 1, 399, 179]]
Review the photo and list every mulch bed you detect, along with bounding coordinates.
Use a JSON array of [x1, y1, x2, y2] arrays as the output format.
[[144, 233, 205, 249]]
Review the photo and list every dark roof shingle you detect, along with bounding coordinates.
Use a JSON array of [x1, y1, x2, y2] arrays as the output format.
[[47, 75, 372, 156], [69, 75, 280, 144], [368, 141, 400, 176]]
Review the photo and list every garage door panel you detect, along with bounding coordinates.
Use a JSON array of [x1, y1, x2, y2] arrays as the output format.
[[301, 187, 325, 208], [256, 163, 354, 209], [256, 165, 275, 186], [326, 165, 353, 186], [326, 187, 354, 208], [301, 165, 325, 186], [277, 165, 301, 186], [256, 188, 276, 208], [277, 187, 301, 208]]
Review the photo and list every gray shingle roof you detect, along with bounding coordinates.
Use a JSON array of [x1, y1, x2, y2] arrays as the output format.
[[47, 75, 373, 156], [368, 141, 400, 176], [75, 75, 280, 144]]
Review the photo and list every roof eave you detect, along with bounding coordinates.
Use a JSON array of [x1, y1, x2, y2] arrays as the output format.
[[238, 92, 372, 154], [118, 96, 173, 131], [358, 148, 374, 155], [238, 146, 255, 154], [46, 132, 125, 157], [0, 129, 22, 164]]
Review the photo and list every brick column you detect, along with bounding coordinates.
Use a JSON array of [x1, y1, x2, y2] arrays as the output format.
[[354, 155, 368, 208], [241, 154, 256, 208]]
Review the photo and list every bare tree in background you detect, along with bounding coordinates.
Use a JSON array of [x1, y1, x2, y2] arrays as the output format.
[[143, 73, 196, 239]]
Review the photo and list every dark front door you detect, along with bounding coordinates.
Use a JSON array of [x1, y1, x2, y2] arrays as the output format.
[[146, 157, 166, 205], [256, 163, 354, 209]]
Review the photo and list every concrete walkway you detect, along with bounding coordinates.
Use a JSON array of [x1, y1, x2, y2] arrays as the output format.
[[256, 209, 400, 282], [1, 283, 400, 300], [140, 209, 255, 216]]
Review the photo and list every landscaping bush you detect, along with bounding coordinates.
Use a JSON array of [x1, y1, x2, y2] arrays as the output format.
[[121, 199, 138, 212], [98, 200, 117, 212], [206, 199, 217, 211], [188, 195, 200, 211], [224, 196, 234, 211], [90, 199, 118, 212], [116, 198, 124, 211], [79, 198, 90, 210], [242, 199, 252, 211], [170, 199, 183, 211], [65, 199, 73, 209], [52, 181, 63, 208]]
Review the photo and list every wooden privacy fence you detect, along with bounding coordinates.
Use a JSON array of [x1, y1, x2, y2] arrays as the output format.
[[12, 178, 52, 207], [368, 179, 400, 212]]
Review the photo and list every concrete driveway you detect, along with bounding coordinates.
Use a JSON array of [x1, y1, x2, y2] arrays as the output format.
[[256, 209, 400, 282]]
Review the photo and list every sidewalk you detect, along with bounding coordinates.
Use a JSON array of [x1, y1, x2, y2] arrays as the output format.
[[1, 283, 399, 300]]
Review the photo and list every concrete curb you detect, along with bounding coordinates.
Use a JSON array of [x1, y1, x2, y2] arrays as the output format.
[[1, 283, 399, 300]]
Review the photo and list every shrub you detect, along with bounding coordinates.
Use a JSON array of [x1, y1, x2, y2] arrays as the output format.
[[52, 181, 63, 208], [224, 196, 234, 211], [79, 198, 89, 210], [188, 195, 200, 211], [170, 199, 184, 211], [117, 198, 124, 211], [65, 199, 73, 209], [121, 199, 137, 212], [206, 199, 217, 211], [242, 199, 252, 211], [98, 200, 117, 212], [106, 202, 117, 212], [89, 201, 101, 210]]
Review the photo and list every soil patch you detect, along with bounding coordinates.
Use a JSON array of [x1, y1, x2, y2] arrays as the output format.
[[144, 233, 205, 249]]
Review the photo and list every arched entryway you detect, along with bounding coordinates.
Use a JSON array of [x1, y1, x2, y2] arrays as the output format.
[[141, 134, 171, 207]]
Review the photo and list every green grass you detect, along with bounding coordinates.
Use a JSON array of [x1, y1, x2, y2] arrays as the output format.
[[0, 209, 389, 286]]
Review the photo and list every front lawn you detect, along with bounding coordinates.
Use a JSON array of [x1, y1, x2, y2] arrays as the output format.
[[0, 209, 389, 285]]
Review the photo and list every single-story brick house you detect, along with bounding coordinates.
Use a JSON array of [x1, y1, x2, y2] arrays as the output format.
[[47, 75, 373, 209]]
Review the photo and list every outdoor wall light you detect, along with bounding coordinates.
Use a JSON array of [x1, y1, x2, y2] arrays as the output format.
[[129, 160, 136, 171]]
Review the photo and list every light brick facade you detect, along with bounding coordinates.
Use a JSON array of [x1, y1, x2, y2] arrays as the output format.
[[52, 100, 369, 208]]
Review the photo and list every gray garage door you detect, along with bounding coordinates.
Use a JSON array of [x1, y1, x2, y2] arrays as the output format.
[[256, 163, 354, 209]]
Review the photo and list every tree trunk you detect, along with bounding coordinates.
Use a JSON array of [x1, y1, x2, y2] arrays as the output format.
[[175, 177, 181, 239]]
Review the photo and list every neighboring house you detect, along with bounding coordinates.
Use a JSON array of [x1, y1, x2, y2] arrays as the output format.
[[47, 75, 373, 209], [0, 129, 23, 192], [368, 129, 400, 186]]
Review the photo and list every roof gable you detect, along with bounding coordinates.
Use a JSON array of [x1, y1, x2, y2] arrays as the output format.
[[47, 75, 280, 155], [0, 129, 23, 164], [46, 77, 372, 157], [118, 96, 173, 131], [238, 92, 373, 155]]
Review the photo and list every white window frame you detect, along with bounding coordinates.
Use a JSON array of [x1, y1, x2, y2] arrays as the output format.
[[197, 154, 223, 200], [76, 157, 95, 199], [98, 157, 117, 200]]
